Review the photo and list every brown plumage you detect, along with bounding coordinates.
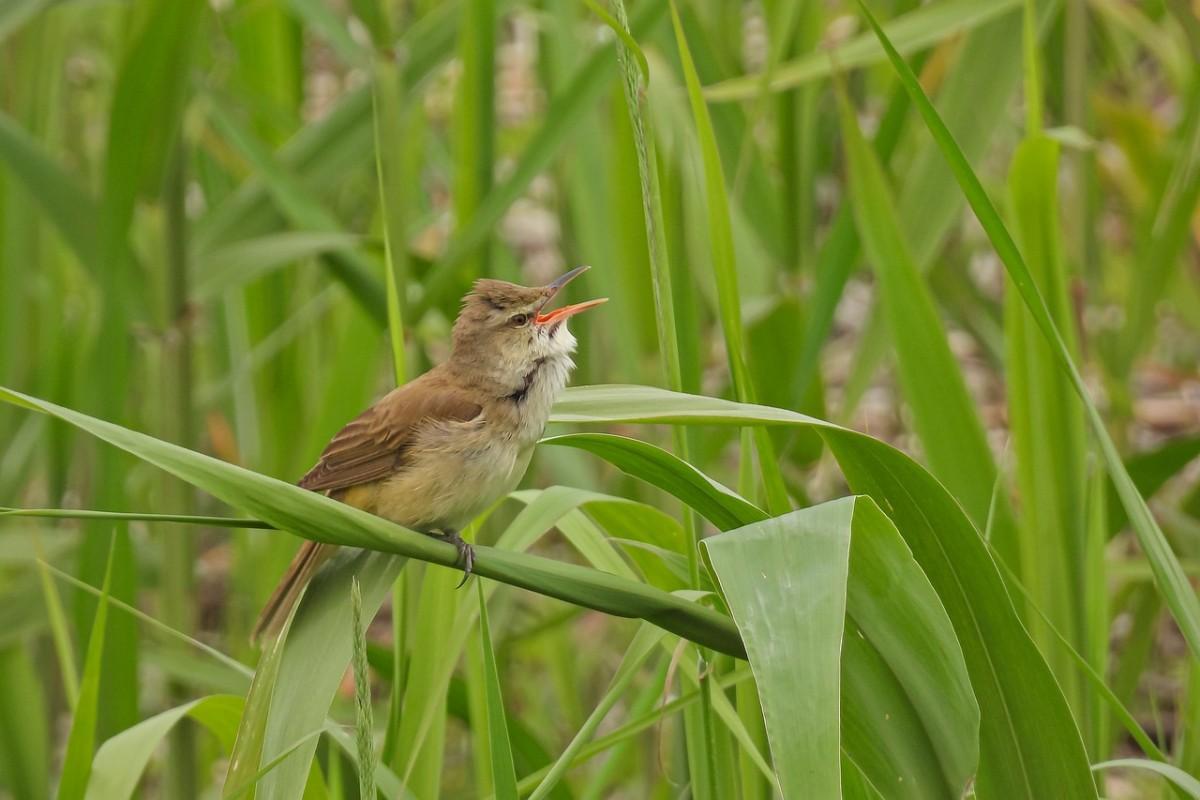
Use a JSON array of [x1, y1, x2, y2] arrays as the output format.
[[252, 268, 605, 643], [297, 373, 483, 493]]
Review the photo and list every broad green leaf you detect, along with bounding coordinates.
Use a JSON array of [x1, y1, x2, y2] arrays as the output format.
[[477, 582, 519, 800], [705, 497, 978, 798], [86, 696, 242, 800], [552, 384, 1098, 798], [541, 433, 766, 531], [854, 0, 1200, 670]]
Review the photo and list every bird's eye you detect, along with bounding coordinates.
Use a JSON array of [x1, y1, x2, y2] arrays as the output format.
[[509, 313, 529, 327]]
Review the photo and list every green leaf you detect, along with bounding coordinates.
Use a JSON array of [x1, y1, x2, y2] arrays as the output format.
[[477, 583, 519, 800], [372, 56, 411, 385], [1108, 435, 1200, 537], [0, 0, 53, 42], [224, 600, 293, 798], [1092, 759, 1200, 798], [259, 552, 403, 797], [552, 384, 1098, 798], [540, 433, 766, 531], [0, 110, 97, 264], [57, 546, 114, 800], [0, 646, 49, 800], [193, 232, 363, 299], [206, 101, 388, 325], [390, 486, 677, 788], [704, 0, 1022, 101], [704, 497, 978, 798], [853, 0, 1200, 669], [668, 0, 789, 514], [528, 623, 666, 800], [1005, 134, 1091, 726], [86, 696, 242, 800], [414, 0, 668, 315], [834, 74, 1010, 540]]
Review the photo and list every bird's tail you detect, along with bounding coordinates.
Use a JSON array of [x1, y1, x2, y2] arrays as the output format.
[[251, 540, 339, 645]]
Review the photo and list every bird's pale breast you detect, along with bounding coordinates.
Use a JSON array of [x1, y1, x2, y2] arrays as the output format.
[[349, 417, 534, 533]]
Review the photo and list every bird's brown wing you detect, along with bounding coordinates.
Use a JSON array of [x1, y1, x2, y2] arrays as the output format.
[[253, 376, 482, 645], [297, 374, 483, 493]]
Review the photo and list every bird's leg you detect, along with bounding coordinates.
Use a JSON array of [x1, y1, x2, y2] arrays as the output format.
[[436, 529, 475, 588]]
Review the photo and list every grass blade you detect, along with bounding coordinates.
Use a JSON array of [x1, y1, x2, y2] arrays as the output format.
[[1005, 134, 1090, 729], [833, 73, 1011, 542], [704, 0, 1022, 101], [477, 582, 519, 800], [207, 101, 387, 325], [0, 110, 96, 264], [1091, 759, 1200, 798], [528, 623, 665, 800], [57, 545, 114, 800], [853, 0, 1200, 665], [668, 0, 789, 514]]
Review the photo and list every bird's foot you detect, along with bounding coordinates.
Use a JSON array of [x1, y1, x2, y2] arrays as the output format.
[[437, 530, 475, 588]]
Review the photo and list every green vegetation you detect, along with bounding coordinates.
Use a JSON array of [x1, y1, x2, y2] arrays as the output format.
[[1, 0, 1198, 797]]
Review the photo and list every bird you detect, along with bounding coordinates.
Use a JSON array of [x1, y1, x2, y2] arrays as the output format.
[[251, 266, 606, 643]]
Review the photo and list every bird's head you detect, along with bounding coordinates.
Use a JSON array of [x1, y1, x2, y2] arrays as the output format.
[[450, 265, 606, 382]]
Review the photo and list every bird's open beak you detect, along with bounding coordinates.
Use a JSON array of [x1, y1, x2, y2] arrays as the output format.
[[536, 265, 608, 324]]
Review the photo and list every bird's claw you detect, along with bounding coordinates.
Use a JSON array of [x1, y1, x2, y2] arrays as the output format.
[[439, 531, 475, 588]]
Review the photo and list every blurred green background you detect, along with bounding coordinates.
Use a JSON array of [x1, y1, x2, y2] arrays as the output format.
[[1, 0, 1199, 797]]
